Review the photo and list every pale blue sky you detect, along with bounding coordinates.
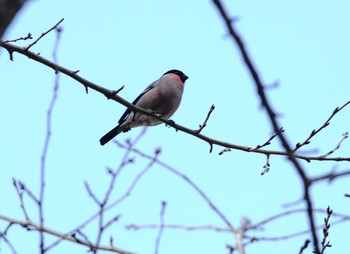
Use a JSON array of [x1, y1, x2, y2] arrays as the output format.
[[1, 1, 350, 253]]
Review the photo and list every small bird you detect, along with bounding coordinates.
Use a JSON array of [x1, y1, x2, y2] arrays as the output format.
[[100, 69, 188, 145]]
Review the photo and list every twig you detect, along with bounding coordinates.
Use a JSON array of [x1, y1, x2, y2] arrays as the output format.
[[320, 207, 332, 254], [319, 132, 348, 158], [298, 239, 310, 254], [1, 33, 32, 43], [0, 231, 18, 254], [25, 18, 64, 51], [17, 180, 39, 204], [154, 201, 167, 254], [101, 215, 121, 232], [12, 179, 30, 220], [311, 168, 350, 183], [294, 101, 350, 151], [0, 214, 131, 254], [249, 127, 284, 151], [37, 24, 62, 253], [260, 154, 270, 175], [195, 104, 215, 134], [84, 181, 101, 206], [126, 224, 233, 232]]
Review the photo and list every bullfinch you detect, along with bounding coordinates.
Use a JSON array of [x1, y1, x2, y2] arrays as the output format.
[[100, 69, 188, 145]]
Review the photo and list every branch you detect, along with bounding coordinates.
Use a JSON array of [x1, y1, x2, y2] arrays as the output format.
[[294, 101, 350, 151], [212, 1, 320, 252], [0, 214, 131, 254], [25, 18, 64, 50], [154, 201, 167, 254], [1, 42, 348, 163], [195, 104, 215, 134], [319, 132, 348, 158]]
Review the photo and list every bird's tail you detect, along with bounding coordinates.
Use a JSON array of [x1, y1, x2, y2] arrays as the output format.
[[100, 125, 124, 146]]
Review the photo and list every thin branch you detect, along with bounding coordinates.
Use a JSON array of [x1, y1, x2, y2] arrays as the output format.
[[298, 239, 311, 254], [127, 224, 233, 232], [1, 33, 32, 43], [154, 201, 167, 254], [17, 180, 39, 204], [12, 179, 30, 220], [319, 132, 348, 158], [195, 104, 215, 133], [37, 25, 62, 253], [84, 181, 101, 206], [0, 42, 349, 162], [0, 215, 132, 254], [320, 207, 332, 254], [294, 101, 350, 151], [311, 169, 350, 183], [0, 231, 18, 254], [25, 18, 64, 50], [248, 127, 284, 151]]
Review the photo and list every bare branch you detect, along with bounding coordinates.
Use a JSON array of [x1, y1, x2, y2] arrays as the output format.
[[212, 1, 320, 252], [84, 181, 101, 206], [25, 18, 64, 51], [0, 231, 18, 254], [12, 178, 30, 220], [249, 127, 284, 151], [294, 101, 350, 151], [320, 207, 332, 254], [311, 168, 350, 183], [154, 201, 167, 254], [1, 33, 32, 43], [0, 42, 349, 162], [195, 104, 215, 134], [0, 214, 132, 254], [319, 132, 348, 158], [298, 239, 311, 254]]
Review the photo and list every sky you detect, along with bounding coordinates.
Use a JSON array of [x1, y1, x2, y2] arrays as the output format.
[[1, 0, 350, 253]]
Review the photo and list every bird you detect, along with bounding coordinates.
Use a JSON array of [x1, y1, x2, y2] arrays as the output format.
[[100, 69, 188, 146]]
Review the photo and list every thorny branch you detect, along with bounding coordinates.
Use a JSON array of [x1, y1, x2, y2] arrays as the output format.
[[0, 41, 349, 163]]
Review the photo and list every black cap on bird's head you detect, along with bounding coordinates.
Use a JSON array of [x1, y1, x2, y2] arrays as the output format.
[[164, 69, 189, 83]]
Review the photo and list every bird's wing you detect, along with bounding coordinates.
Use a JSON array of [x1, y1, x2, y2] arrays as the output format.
[[118, 81, 157, 124]]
